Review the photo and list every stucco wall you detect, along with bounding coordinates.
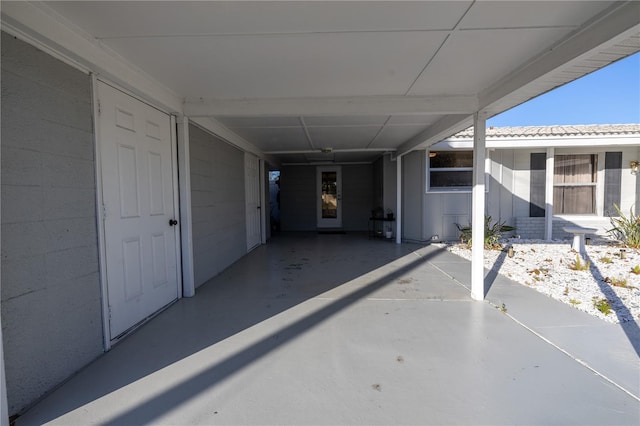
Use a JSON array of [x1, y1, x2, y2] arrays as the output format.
[[1, 32, 103, 414], [189, 124, 247, 287]]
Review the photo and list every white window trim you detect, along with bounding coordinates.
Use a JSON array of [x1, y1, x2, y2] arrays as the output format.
[[552, 152, 599, 215], [426, 150, 490, 193]]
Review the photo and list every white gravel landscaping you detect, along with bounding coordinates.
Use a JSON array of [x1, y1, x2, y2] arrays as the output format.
[[439, 239, 640, 324]]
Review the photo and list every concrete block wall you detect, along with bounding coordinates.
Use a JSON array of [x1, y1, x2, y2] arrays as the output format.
[[1, 32, 103, 414], [189, 124, 247, 287], [514, 217, 613, 240], [514, 218, 545, 239]]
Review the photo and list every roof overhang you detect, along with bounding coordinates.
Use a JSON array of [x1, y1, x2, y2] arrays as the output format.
[[1, 1, 638, 165]]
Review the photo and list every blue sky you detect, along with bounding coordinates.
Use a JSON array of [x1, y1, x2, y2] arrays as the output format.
[[488, 52, 640, 127]]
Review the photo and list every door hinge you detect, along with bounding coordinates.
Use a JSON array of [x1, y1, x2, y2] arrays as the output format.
[[97, 100, 101, 115], [108, 305, 112, 320], [102, 203, 107, 220]]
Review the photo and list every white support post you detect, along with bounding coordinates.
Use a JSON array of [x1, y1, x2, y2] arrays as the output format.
[[1, 162, 8, 426], [471, 114, 486, 301], [395, 154, 402, 244], [545, 147, 555, 241], [260, 159, 267, 245], [177, 116, 196, 297]]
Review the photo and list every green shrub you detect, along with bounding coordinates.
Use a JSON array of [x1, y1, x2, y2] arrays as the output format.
[[456, 216, 516, 249], [607, 204, 640, 248]]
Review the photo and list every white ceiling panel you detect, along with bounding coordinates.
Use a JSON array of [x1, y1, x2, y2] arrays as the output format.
[[387, 115, 440, 125], [231, 127, 310, 152], [100, 31, 449, 98], [216, 116, 302, 129], [306, 126, 383, 150], [369, 125, 429, 149], [47, 1, 471, 37], [459, 1, 616, 30], [408, 28, 574, 96], [303, 116, 389, 127]]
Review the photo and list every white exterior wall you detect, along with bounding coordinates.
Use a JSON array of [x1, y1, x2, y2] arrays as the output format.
[[401, 151, 425, 241], [486, 149, 516, 227], [621, 147, 640, 215], [420, 143, 639, 242], [383, 155, 397, 216], [189, 125, 247, 288], [1, 32, 103, 414], [512, 149, 539, 218]]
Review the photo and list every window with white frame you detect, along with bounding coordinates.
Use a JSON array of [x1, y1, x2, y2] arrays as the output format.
[[553, 154, 597, 214], [428, 150, 473, 190]]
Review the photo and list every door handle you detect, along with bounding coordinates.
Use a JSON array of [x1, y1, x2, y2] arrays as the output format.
[[169, 219, 178, 226]]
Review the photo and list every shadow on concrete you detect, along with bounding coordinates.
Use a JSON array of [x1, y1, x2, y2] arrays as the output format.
[[484, 245, 509, 298], [100, 243, 445, 425], [584, 252, 640, 357], [21, 233, 439, 424]]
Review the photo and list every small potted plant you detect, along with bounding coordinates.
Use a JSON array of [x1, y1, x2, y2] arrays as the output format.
[[386, 209, 394, 220], [385, 226, 393, 239]]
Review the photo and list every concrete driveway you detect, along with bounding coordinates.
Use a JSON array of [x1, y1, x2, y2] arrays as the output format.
[[16, 233, 640, 425]]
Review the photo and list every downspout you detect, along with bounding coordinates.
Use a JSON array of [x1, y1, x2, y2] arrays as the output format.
[[471, 113, 487, 300], [545, 147, 555, 241]]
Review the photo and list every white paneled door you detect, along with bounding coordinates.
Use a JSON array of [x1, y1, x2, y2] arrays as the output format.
[[97, 81, 179, 339], [245, 153, 262, 251]]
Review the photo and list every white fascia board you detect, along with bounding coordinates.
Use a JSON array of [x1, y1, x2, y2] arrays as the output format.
[[1, 1, 183, 113], [479, 2, 640, 114], [396, 114, 474, 157], [184, 95, 478, 117], [434, 134, 640, 150]]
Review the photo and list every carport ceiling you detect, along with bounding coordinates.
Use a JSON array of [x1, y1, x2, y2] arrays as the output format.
[[17, 1, 640, 165]]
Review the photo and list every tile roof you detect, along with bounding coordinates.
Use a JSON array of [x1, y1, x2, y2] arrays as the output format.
[[449, 124, 640, 139]]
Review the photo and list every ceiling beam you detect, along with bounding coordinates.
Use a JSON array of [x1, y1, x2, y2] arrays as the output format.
[[264, 148, 395, 154], [183, 95, 478, 117], [395, 114, 473, 157]]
